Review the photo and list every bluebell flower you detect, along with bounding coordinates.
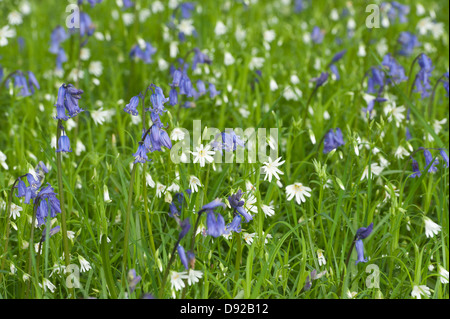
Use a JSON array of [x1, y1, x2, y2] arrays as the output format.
[[63, 84, 84, 118], [169, 86, 178, 106], [40, 226, 60, 243], [177, 245, 189, 270], [169, 202, 180, 218], [16, 178, 27, 198], [356, 223, 374, 240], [56, 134, 72, 153], [211, 131, 245, 154], [49, 26, 68, 54], [367, 67, 385, 94], [330, 50, 347, 64], [0, 65, 3, 83], [13, 72, 31, 97], [196, 80, 206, 96], [55, 85, 69, 120], [228, 190, 253, 222], [294, 0, 306, 13], [122, 0, 134, 9], [78, 0, 103, 7], [133, 144, 149, 163], [192, 48, 212, 70], [178, 218, 191, 240], [439, 149, 449, 168], [180, 2, 195, 19], [382, 1, 410, 24], [413, 54, 434, 99], [201, 199, 226, 211], [355, 239, 368, 265], [312, 72, 329, 88], [35, 184, 61, 226], [149, 85, 169, 114], [79, 12, 95, 37], [329, 64, 340, 80], [129, 42, 157, 64], [209, 83, 220, 98], [410, 158, 421, 178], [423, 148, 439, 173], [206, 210, 226, 238], [37, 199, 49, 227], [123, 95, 140, 116], [27, 71, 40, 94], [406, 127, 412, 141], [363, 96, 387, 115], [127, 269, 141, 293], [171, 69, 182, 87], [382, 54, 407, 86], [397, 32, 420, 56], [323, 128, 345, 154], [225, 215, 242, 234], [311, 26, 324, 44]]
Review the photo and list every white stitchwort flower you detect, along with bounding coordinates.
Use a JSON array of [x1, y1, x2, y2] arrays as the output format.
[[170, 271, 188, 291], [262, 157, 285, 182], [263, 29, 276, 43], [146, 173, 156, 188], [317, 249, 327, 266], [411, 285, 431, 299], [438, 265, 449, 284], [88, 61, 103, 77], [243, 232, 256, 245], [214, 21, 227, 36], [156, 183, 167, 198], [360, 163, 384, 181], [261, 203, 275, 217], [424, 217, 442, 238], [394, 146, 410, 159], [8, 11, 23, 25], [91, 107, 115, 126], [10, 203, 23, 220], [78, 255, 92, 272], [0, 150, 9, 170], [171, 128, 186, 141], [187, 269, 203, 286], [189, 175, 202, 193], [224, 52, 235, 66], [178, 19, 195, 36], [286, 183, 311, 205], [40, 278, 57, 293], [192, 144, 215, 167], [0, 25, 16, 47]]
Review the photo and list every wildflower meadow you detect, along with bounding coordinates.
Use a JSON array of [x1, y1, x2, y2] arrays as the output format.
[[0, 0, 449, 304]]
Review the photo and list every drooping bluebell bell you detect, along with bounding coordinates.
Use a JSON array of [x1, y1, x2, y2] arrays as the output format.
[[323, 128, 345, 154], [121, 0, 134, 9], [328, 50, 346, 80], [366, 67, 385, 94], [363, 96, 387, 115], [355, 239, 367, 265], [0, 65, 3, 82], [171, 69, 183, 87], [27, 71, 40, 94], [311, 26, 324, 44], [49, 26, 69, 54], [123, 95, 140, 116], [127, 269, 141, 293], [211, 131, 245, 154], [180, 2, 195, 19], [406, 127, 412, 141], [63, 84, 85, 118], [56, 134, 73, 153], [228, 190, 253, 222], [382, 54, 407, 86], [149, 85, 169, 115], [196, 80, 206, 96], [13, 72, 32, 97], [201, 199, 226, 211], [55, 85, 69, 121], [294, 0, 306, 13], [440, 149, 449, 168], [209, 83, 220, 98], [413, 54, 434, 99], [311, 72, 329, 88], [177, 245, 189, 270], [422, 148, 439, 173], [169, 86, 178, 106], [206, 209, 226, 238], [410, 158, 421, 178], [192, 48, 212, 70], [225, 214, 242, 234], [40, 226, 60, 243], [79, 12, 95, 38], [397, 32, 420, 56], [129, 42, 157, 64], [35, 183, 61, 227], [178, 218, 191, 240], [133, 144, 149, 163], [354, 222, 374, 265]]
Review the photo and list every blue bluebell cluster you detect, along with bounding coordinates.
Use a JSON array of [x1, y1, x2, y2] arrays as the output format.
[[381, 2, 410, 24], [409, 147, 448, 178], [323, 128, 345, 154], [169, 189, 192, 218], [123, 84, 172, 164], [210, 130, 246, 154], [16, 162, 62, 227], [129, 42, 157, 64], [225, 190, 253, 235]]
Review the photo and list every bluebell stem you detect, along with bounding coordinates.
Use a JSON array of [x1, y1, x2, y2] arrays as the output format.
[[40, 226, 60, 243]]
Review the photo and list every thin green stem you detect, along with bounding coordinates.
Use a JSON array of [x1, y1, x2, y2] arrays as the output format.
[[159, 238, 181, 299], [234, 232, 242, 283]]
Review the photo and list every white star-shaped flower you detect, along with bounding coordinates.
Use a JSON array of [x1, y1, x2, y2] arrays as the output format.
[[262, 157, 285, 182]]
